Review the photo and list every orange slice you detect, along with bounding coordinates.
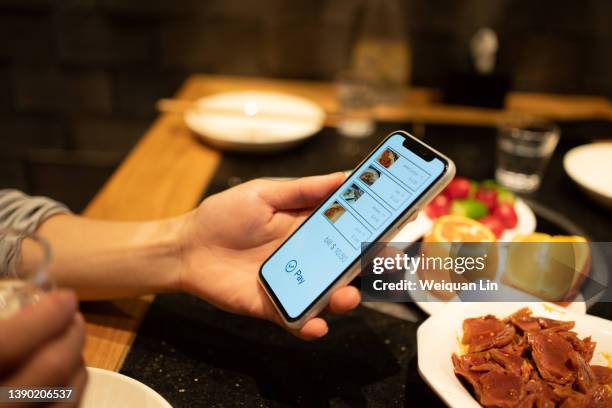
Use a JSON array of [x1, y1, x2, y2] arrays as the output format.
[[424, 215, 496, 243], [503, 233, 590, 301], [420, 215, 498, 301]]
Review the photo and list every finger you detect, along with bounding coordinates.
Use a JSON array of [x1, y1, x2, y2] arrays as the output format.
[[69, 365, 88, 407], [0, 290, 77, 374], [259, 172, 346, 210], [49, 365, 88, 408], [259, 291, 329, 341], [297, 318, 329, 340], [327, 286, 361, 314], [7, 313, 86, 388]]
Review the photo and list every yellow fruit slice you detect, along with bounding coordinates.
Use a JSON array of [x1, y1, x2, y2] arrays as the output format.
[[425, 215, 496, 243], [420, 215, 498, 301], [513, 232, 550, 242], [503, 233, 590, 301]]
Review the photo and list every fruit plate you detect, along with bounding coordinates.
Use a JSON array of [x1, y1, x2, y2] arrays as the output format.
[[417, 302, 611, 408], [397, 197, 593, 316], [390, 197, 536, 244]]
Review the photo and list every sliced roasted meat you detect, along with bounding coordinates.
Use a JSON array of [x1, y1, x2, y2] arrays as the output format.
[[590, 365, 612, 385], [463, 315, 516, 353], [507, 308, 574, 333], [516, 394, 537, 408], [522, 375, 558, 407], [528, 330, 575, 384], [463, 315, 505, 348], [501, 336, 528, 358], [536, 317, 575, 332], [583, 384, 612, 408], [452, 353, 485, 399], [455, 351, 501, 372], [508, 308, 541, 332], [479, 370, 524, 407], [568, 351, 596, 393], [453, 308, 608, 408], [489, 349, 525, 376], [559, 331, 596, 362], [581, 336, 596, 362], [551, 382, 584, 403]]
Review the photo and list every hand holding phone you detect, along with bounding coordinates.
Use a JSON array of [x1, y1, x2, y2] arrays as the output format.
[[178, 171, 364, 340], [259, 131, 455, 328]]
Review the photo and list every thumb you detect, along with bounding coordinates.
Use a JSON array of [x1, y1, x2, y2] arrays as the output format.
[[259, 172, 345, 210]]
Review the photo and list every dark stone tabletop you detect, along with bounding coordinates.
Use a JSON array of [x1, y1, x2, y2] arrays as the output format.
[[121, 120, 612, 407]]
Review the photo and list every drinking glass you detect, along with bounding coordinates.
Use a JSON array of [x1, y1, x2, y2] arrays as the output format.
[[0, 229, 52, 319], [336, 70, 376, 138], [495, 114, 560, 193]]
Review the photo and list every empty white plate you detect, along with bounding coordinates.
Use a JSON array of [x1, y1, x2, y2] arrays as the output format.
[[81, 367, 172, 408], [564, 143, 612, 210], [417, 302, 612, 408], [184, 91, 325, 152]]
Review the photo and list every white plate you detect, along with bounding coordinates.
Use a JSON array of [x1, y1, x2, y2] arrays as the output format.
[[81, 367, 172, 408], [413, 295, 586, 316], [417, 302, 612, 408], [185, 91, 325, 152], [564, 143, 612, 210]]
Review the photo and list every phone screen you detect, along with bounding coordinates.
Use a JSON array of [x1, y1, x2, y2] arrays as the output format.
[[260, 133, 448, 320]]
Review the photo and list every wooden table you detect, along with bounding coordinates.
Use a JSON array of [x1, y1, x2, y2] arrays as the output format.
[[80, 74, 612, 371]]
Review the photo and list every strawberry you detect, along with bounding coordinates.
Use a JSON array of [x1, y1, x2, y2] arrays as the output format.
[[481, 179, 515, 204], [425, 194, 450, 219], [493, 202, 518, 229], [479, 215, 505, 239], [475, 188, 498, 211], [442, 177, 471, 200]]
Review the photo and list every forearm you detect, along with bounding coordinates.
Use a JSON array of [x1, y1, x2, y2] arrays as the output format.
[[34, 213, 189, 300]]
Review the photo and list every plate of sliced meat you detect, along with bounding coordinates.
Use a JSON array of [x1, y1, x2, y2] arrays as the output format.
[[417, 302, 612, 408]]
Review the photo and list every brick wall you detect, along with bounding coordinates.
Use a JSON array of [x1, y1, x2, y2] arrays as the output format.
[[0, 0, 610, 211]]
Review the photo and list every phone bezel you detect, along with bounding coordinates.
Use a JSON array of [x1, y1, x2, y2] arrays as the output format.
[[258, 131, 450, 323]]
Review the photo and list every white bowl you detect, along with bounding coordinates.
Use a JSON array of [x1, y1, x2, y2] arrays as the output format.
[[81, 367, 172, 408], [564, 143, 612, 210], [184, 91, 325, 152], [417, 302, 612, 408]]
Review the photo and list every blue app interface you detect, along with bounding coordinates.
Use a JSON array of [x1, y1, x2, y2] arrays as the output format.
[[261, 134, 446, 318]]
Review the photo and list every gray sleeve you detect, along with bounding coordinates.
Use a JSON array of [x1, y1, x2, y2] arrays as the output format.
[[0, 190, 71, 277]]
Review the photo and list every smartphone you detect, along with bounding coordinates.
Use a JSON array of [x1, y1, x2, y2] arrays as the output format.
[[258, 131, 456, 328]]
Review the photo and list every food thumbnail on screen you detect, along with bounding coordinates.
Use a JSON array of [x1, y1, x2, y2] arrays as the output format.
[[323, 201, 346, 223], [359, 166, 380, 186], [377, 149, 399, 168]]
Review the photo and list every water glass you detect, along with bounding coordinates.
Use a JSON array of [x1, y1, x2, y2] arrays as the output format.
[[496, 115, 560, 193], [336, 70, 376, 138], [0, 229, 52, 319]]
